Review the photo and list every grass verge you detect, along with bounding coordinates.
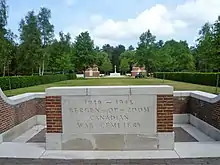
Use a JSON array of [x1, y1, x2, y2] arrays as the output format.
[[3, 78, 220, 96]]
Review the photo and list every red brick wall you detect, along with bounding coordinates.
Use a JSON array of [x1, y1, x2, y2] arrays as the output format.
[[84, 71, 100, 77], [36, 98, 46, 115], [0, 97, 45, 134], [189, 98, 220, 130], [157, 95, 174, 132], [46, 96, 62, 133], [173, 96, 189, 114], [1, 92, 219, 135], [131, 72, 137, 77]]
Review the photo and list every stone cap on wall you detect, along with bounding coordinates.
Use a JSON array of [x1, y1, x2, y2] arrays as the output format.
[[0, 88, 45, 105], [1, 87, 220, 105], [174, 91, 220, 103], [45, 85, 174, 96]]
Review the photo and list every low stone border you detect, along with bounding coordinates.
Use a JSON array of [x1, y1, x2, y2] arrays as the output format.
[[0, 158, 220, 165], [1, 88, 219, 105], [0, 88, 219, 143]]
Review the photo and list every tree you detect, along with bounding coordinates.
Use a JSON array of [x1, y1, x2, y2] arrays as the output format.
[[102, 44, 114, 64], [195, 23, 215, 71], [0, 0, 7, 33], [17, 11, 42, 75], [2, 1, 220, 76], [120, 50, 136, 71], [128, 45, 135, 51], [0, 0, 8, 76], [112, 44, 125, 72], [160, 40, 195, 72], [212, 16, 220, 71], [120, 57, 130, 74], [154, 46, 173, 72], [2, 30, 17, 76], [74, 31, 96, 73], [38, 7, 54, 75], [156, 40, 164, 48], [48, 31, 73, 73], [136, 30, 157, 72], [56, 52, 73, 74], [100, 57, 112, 75], [95, 51, 108, 67]]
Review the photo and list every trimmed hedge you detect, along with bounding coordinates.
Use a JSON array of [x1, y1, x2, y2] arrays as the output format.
[[0, 74, 75, 91], [154, 72, 220, 87]]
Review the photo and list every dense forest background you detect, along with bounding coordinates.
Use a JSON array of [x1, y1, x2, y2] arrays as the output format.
[[0, 0, 220, 76]]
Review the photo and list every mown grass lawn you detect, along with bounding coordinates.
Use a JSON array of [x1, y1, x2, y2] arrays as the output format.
[[3, 78, 220, 96]]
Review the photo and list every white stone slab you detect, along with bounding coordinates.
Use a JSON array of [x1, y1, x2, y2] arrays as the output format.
[[190, 115, 220, 141], [76, 74, 84, 78], [130, 85, 173, 95], [27, 142, 46, 148], [37, 115, 46, 125], [175, 142, 220, 158], [173, 91, 191, 97], [174, 91, 220, 103], [62, 95, 157, 135], [110, 73, 121, 77], [173, 114, 189, 124], [88, 86, 130, 95], [174, 124, 214, 142], [46, 87, 87, 96], [13, 125, 45, 143], [0, 142, 45, 158], [0, 88, 45, 105], [46, 133, 62, 150], [41, 150, 179, 159], [46, 85, 173, 96], [158, 132, 175, 149], [1, 116, 37, 142]]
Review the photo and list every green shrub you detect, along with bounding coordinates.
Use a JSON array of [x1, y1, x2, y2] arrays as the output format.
[[67, 73, 77, 80], [0, 74, 74, 91], [154, 72, 220, 87]]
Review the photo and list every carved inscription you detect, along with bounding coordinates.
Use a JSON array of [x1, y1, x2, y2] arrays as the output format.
[[62, 95, 156, 134], [84, 99, 134, 105]]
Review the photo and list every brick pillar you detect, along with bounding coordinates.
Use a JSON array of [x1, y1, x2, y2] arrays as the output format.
[[46, 96, 63, 150], [46, 96, 62, 133], [157, 95, 174, 132], [157, 95, 174, 149]]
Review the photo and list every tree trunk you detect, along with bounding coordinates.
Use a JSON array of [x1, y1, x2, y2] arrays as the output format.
[[42, 60, 45, 76], [39, 66, 41, 76], [32, 68, 34, 76], [8, 64, 11, 90], [83, 68, 86, 78], [3, 65, 6, 77]]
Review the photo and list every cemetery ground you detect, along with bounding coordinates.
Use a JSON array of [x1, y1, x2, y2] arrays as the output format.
[[1, 78, 220, 165], [3, 77, 220, 96]]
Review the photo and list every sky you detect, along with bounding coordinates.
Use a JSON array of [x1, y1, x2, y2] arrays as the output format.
[[6, 0, 220, 48]]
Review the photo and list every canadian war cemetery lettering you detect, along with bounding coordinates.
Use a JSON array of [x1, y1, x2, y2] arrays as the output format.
[[62, 95, 156, 134]]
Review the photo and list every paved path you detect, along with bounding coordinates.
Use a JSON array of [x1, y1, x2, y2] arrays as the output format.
[[0, 158, 220, 165]]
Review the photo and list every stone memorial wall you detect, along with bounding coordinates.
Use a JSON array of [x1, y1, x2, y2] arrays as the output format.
[[45, 86, 174, 150], [0, 88, 219, 147]]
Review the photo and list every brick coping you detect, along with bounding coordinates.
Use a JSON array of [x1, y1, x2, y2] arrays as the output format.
[[1, 88, 220, 105]]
